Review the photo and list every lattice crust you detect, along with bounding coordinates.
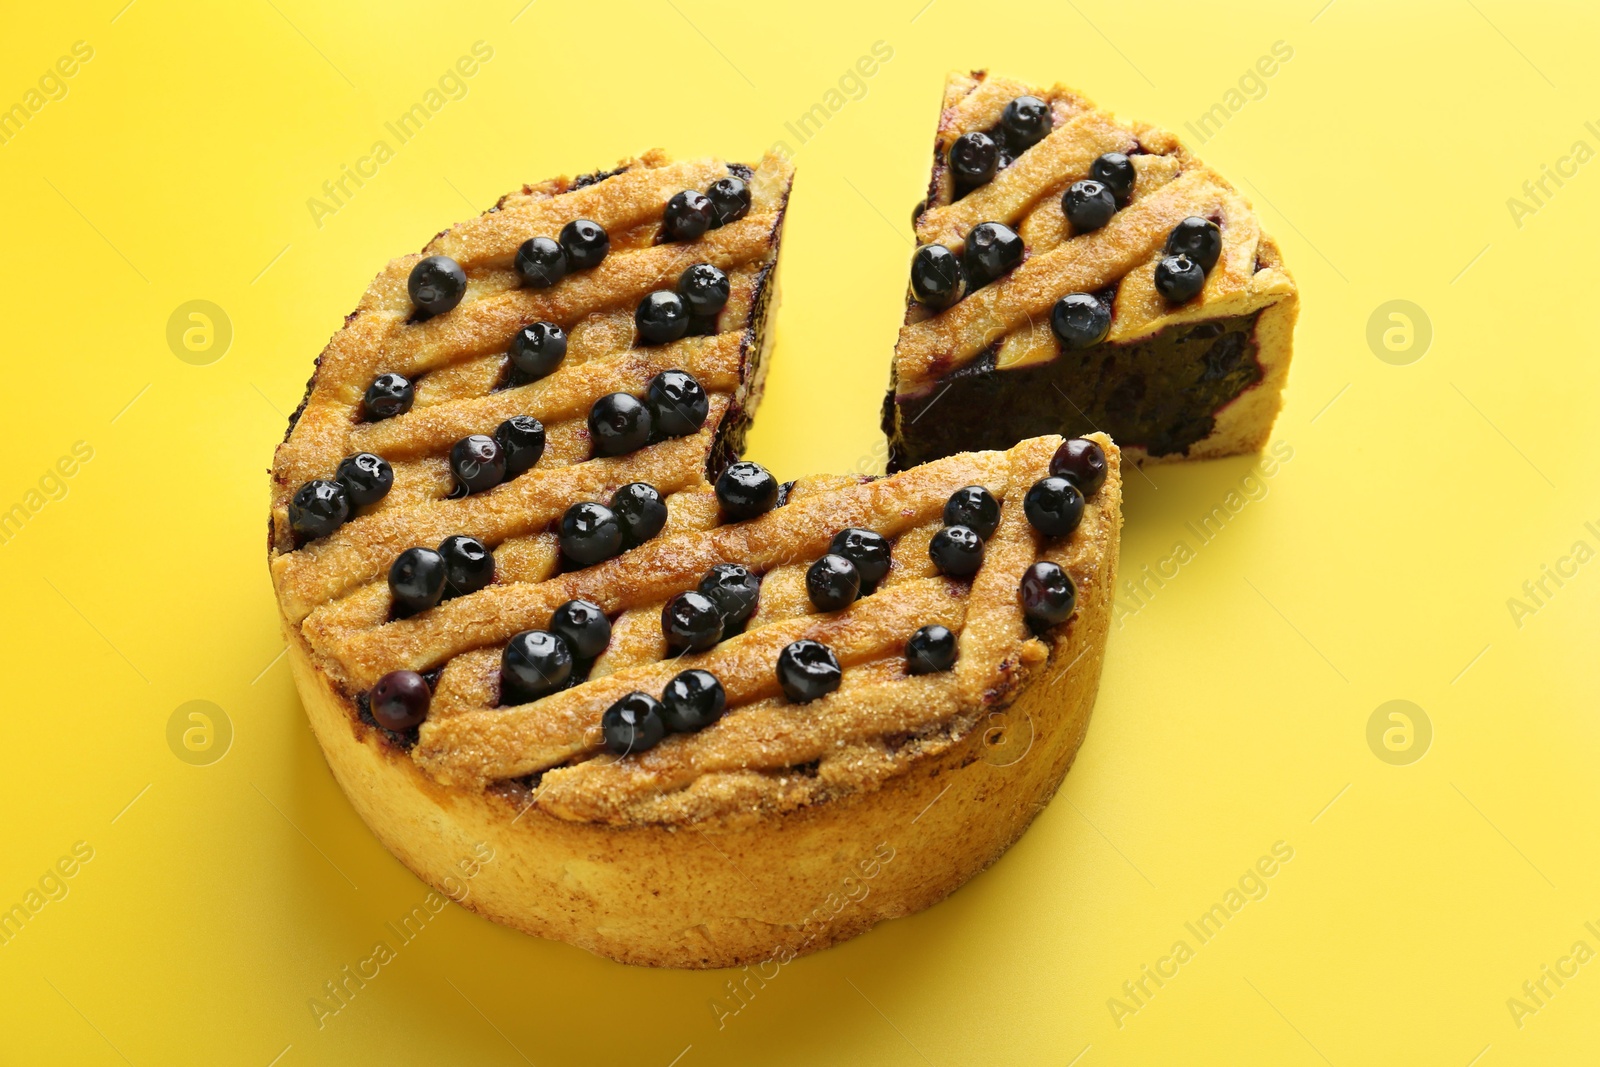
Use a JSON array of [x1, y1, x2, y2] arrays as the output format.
[[269, 148, 794, 562], [894, 70, 1295, 392], [361, 433, 1119, 830]]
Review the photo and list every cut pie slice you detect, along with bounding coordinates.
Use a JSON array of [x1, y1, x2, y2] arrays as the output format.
[[884, 70, 1299, 470], [274, 411, 1121, 963]]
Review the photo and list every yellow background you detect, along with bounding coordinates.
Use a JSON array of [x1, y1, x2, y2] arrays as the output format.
[[2, 0, 1597, 1063]]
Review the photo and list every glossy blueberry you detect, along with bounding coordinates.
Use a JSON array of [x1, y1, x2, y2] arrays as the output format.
[[588, 392, 653, 456], [647, 370, 709, 437], [438, 535, 494, 598], [707, 175, 751, 226], [910, 244, 964, 308], [550, 598, 611, 659], [508, 322, 567, 380], [905, 624, 957, 675], [699, 563, 760, 631], [806, 553, 861, 612], [514, 236, 567, 288], [829, 528, 891, 586], [1050, 438, 1107, 496], [929, 525, 984, 577], [715, 461, 779, 520], [408, 255, 467, 316], [944, 485, 1001, 540], [601, 691, 666, 755], [963, 222, 1024, 287], [776, 640, 841, 704], [949, 131, 998, 186], [388, 546, 446, 615], [289, 479, 350, 541], [662, 591, 723, 653], [363, 372, 414, 421], [1050, 293, 1111, 350], [1020, 561, 1076, 627], [663, 190, 715, 242], [370, 670, 430, 731], [335, 453, 393, 508], [661, 669, 726, 733], [610, 482, 668, 546], [1023, 476, 1085, 538], [501, 629, 573, 702], [494, 416, 546, 477], [1091, 152, 1136, 207], [1062, 180, 1117, 233], [1001, 95, 1052, 149], [450, 434, 505, 494], [635, 290, 689, 345], [676, 263, 730, 316], [559, 502, 623, 567], [1165, 216, 1223, 273], [1154, 253, 1206, 303], [559, 219, 609, 270]]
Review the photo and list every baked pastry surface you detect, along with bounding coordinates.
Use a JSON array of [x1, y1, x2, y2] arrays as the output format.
[[885, 70, 1299, 470]]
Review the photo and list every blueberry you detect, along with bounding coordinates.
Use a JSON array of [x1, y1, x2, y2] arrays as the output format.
[[588, 392, 653, 456], [601, 691, 666, 755], [1165, 216, 1223, 273], [508, 322, 567, 380], [1091, 152, 1136, 208], [559, 219, 609, 270], [335, 453, 393, 508], [905, 624, 957, 675], [289, 479, 350, 541], [610, 482, 667, 546], [1001, 95, 1052, 149], [699, 563, 760, 631], [806, 553, 861, 612], [438, 534, 494, 598], [450, 434, 505, 494], [929, 525, 984, 577], [662, 591, 722, 653], [944, 485, 1000, 540], [1020, 561, 1076, 626], [1154, 253, 1206, 303], [647, 370, 709, 437], [1050, 293, 1111, 350], [363, 373, 414, 421], [1062, 180, 1117, 233], [663, 190, 715, 242], [661, 669, 726, 732], [408, 255, 467, 316], [707, 175, 751, 226], [501, 630, 573, 702], [550, 598, 611, 659], [715, 461, 779, 520], [963, 222, 1024, 287], [1050, 438, 1108, 496], [677, 263, 730, 316], [494, 415, 546, 476], [829, 528, 891, 586], [776, 640, 841, 704], [910, 244, 965, 308], [950, 131, 998, 186], [1023, 477, 1085, 538], [514, 236, 567, 288], [370, 670, 430, 731], [635, 291, 689, 345], [389, 546, 446, 615], [559, 502, 623, 567]]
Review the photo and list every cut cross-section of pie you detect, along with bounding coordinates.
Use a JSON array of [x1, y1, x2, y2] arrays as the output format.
[[273, 404, 1121, 963], [884, 70, 1299, 471]]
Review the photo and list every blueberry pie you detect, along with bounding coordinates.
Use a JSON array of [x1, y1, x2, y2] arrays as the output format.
[[886, 70, 1299, 470]]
